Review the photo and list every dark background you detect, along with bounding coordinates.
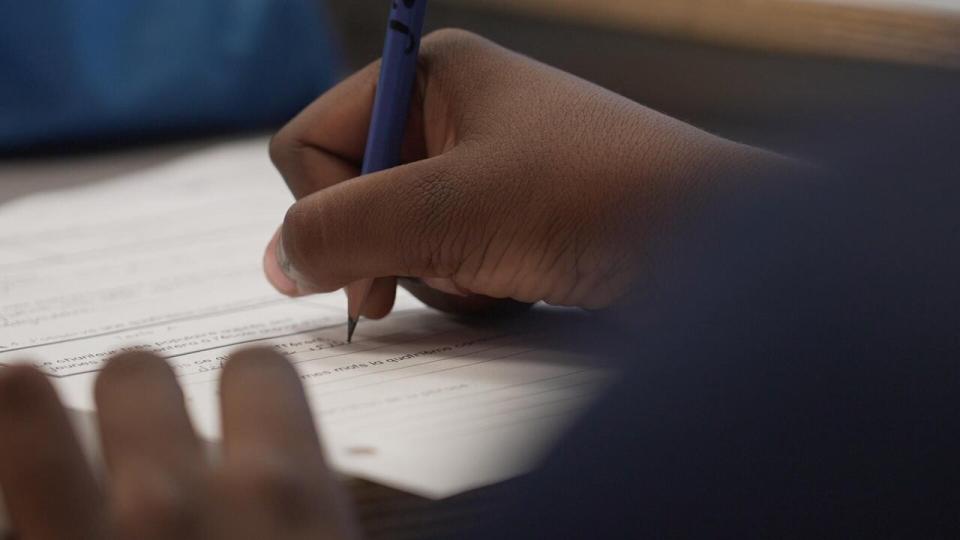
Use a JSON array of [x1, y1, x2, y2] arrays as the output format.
[[326, 0, 960, 157]]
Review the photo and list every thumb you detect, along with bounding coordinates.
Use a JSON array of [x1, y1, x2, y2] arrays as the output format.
[[265, 156, 469, 294]]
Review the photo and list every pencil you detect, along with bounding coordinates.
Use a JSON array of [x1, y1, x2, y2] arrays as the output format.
[[346, 0, 428, 343]]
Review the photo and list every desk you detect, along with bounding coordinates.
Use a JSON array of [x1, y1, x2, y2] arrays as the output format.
[[437, 0, 960, 68]]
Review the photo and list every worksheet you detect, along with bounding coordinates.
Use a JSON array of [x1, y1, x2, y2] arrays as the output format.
[[0, 139, 610, 504]]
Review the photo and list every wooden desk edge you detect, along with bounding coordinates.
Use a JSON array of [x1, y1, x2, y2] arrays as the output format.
[[437, 0, 960, 69]]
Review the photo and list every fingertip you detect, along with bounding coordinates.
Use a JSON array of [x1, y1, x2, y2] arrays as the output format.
[[0, 364, 57, 415], [224, 346, 288, 366], [361, 277, 397, 320], [362, 302, 393, 320], [221, 347, 298, 393], [264, 228, 301, 296], [95, 351, 177, 406], [98, 351, 171, 377]]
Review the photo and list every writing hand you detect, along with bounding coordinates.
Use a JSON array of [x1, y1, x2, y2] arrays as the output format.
[[0, 350, 358, 539], [264, 29, 783, 316]]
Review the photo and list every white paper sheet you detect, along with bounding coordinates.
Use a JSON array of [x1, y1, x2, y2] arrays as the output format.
[[0, 138, 609, 504]]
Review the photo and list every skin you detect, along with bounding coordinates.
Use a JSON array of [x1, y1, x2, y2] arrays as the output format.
[[1, 29, 788, 537], [0, 350, 358, 540], [264, 29, 783, 317]]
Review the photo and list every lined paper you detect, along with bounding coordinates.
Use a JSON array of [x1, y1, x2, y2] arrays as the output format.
[[0, 138, 610, 502]]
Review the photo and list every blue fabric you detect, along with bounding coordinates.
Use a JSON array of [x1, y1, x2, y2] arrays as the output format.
[[1, 1, 342, 151]]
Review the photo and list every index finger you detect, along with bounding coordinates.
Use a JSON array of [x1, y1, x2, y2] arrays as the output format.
[[269, 54, 431, 201], [268, 62, 380, 199]]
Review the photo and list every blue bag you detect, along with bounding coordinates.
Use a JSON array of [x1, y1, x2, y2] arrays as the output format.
[[1, 1, 342, 151]]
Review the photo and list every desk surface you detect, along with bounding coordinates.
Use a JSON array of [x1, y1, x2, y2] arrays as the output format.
[[438, 0, 960, 68]]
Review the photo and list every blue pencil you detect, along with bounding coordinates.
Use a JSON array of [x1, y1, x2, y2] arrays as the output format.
[[347, 0, 428, 343]]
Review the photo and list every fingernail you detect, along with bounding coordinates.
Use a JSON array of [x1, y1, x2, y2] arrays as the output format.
[[263, 228, 300, 296]]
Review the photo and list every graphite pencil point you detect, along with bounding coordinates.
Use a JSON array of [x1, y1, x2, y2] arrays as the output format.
[[347, 317, 358, 343]]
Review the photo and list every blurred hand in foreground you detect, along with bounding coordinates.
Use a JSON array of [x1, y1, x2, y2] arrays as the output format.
[[264, 29, 787, 317], [0, 350, 357, 540]]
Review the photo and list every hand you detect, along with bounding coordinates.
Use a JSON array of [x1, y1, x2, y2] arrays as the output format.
[[264, 29, 783, 317], [0, 350, 358, 540]]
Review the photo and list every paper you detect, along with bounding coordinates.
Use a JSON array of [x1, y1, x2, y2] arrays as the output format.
[[0, 138, 609, 500], [804, 0, 960, 14]]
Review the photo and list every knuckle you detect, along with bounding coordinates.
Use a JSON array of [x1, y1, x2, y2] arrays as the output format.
[[420, 28, 490, 78], [422, 28, 480, 49], [466, 263, 510, 299], [268, 128, 296, 172], [269, 127, 316, 190], [400, 167, 464, 276], [267, 131, 284, 168]]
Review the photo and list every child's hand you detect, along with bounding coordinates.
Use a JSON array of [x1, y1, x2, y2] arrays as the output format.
[[265, 29, 781, 317], [0, 350, 358, 539]]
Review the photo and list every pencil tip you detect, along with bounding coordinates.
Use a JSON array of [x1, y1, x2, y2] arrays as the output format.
[[347, 317, 358, 343]]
